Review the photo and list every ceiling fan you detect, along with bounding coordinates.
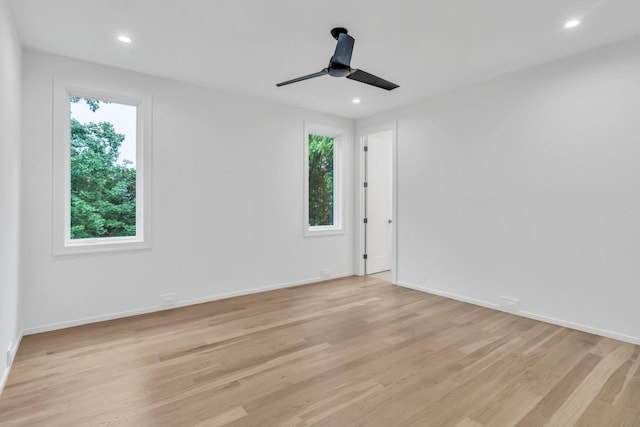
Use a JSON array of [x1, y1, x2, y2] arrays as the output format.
[[276, 27, 399, 91]]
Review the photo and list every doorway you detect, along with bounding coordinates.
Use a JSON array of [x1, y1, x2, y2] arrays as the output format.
[[357, 124, 397, 282]]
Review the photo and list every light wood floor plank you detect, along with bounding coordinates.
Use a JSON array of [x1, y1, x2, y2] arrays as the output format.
[[0, 275, 638, 426]]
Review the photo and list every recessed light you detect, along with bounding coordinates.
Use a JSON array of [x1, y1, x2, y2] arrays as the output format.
[[117, 35, 132, 43], [564, 20, 580, 29], [352, 98, 361, 104]]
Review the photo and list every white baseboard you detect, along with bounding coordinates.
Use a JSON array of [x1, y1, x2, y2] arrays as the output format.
[[396, 281, 501, 311], [22, 272, 354, 336], [0, 332, 23, 396], [396, 281, 640, 346], [516, 310, 640, 346]]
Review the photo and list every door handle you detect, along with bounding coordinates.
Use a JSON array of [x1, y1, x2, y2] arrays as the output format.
[[388, 219, 393, 224]]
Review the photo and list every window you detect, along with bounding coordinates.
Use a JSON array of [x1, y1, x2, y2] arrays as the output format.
[[53, 81, 152, 254], [304, 123, 343, 236]]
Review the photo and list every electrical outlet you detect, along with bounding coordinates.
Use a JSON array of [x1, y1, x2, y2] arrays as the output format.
[[6, 344, 16, 368], [500, 296, 520, 312], [320, 268, 332, 279], [159, 293, 178, 307]]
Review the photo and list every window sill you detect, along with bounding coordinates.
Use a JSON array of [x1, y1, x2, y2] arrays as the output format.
[[304, 227, 345, 237], [54, 238, 151, 256]]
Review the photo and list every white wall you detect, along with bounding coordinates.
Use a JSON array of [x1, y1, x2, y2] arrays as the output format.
[[21, 51, 355, 333], [358, 36, 640, 344], [0, 0, 22, 390]]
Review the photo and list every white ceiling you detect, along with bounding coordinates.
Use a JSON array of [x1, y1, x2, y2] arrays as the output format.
[[10, 0, 640, 119]]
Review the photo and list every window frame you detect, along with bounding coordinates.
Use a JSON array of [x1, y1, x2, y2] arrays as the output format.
[[303, 122, 344, 237], [52, 79, 152, 255]]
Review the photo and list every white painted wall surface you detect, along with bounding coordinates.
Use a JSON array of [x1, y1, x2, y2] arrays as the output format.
[[358, 37, 640, 343], [0, 0, 22, 391], [21, 51, 355, 333]]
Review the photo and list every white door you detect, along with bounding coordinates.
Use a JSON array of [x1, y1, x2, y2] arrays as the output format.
[[366, 131, 393, 274]]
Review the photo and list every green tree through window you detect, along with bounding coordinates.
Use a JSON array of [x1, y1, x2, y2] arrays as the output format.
[[308, 134, 334, 226], [70, 97, 137, 239]]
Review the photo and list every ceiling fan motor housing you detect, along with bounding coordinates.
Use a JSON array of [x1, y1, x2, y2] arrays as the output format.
[[328, 63, 351, 77]]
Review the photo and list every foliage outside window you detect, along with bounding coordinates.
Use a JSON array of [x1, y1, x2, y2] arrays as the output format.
[[308, 134, 334, 227], [304, 124, 343, 236], [70, 97, 137, 239], [53, 81, 151, 255]]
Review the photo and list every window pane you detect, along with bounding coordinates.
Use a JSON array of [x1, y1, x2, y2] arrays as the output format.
[[69, 96, 137, 239], [308, 134, 334, 226]]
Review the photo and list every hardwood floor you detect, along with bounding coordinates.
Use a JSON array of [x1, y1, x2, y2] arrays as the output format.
[[369, 270, 392, 282], [0, 276, 638, 426]]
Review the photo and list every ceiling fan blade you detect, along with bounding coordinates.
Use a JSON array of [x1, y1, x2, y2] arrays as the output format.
[[332, 33, 355, 67], [276, 69, 329, 87], [347, 69, 399, 90]]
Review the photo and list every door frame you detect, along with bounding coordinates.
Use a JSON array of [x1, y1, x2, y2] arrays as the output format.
[[355, 122, 398, 283]]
